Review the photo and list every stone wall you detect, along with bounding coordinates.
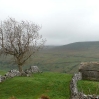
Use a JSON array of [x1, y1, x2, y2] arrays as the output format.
[[0, 69, 20, 82], [79, 62, 99, 81], [70, 72, 99, 99], [70, 72, 82, 99], [0, 66, 41, 83], [81, 70, 99, 81]]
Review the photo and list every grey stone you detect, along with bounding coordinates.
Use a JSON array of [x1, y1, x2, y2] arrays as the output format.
[[70, 72, 99, 99], [30, 66, 40, 73]]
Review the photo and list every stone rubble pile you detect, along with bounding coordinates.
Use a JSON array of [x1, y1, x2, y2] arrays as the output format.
[[70, 72, 99, 99], [0, 69, 20, 82], [0, 66, 41, 83]]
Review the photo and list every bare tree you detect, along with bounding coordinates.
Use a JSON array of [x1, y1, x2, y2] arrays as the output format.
[[0, 18, 46, 73]]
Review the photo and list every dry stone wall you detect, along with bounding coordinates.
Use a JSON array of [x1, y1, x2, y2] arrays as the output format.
[[70, 72, 82, 99], [0, 69, 20, 82], [79, 62, 99, 81], [0, 66, 40, 83], [70, 72, 99, 99]]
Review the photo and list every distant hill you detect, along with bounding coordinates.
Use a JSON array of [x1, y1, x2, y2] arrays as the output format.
[[0, 41, 99, 73], [47, 41, 99, 51], [37, 41, 99, 73]]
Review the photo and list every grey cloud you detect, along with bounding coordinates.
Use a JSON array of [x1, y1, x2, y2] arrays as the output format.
[[0, 0, 99, 45]]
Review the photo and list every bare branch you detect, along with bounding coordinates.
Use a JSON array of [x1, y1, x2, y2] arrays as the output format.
[[0, 18, 46, 72]]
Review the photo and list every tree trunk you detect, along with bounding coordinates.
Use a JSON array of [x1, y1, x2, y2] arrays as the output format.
[[18, 65, 23, 73]]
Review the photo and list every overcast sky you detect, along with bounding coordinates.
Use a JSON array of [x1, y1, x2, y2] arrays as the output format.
[[0, 0, 99, 45]]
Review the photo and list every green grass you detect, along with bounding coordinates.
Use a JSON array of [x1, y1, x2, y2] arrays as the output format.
[[0, 72, 72, 99], [0, 70, 7, 75], [77, 80, 99, 95]]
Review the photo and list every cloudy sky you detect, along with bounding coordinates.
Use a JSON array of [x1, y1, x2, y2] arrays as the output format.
[[0, 0, 99, 45]]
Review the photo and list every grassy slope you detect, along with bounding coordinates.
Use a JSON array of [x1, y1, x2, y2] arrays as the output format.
[[0, 41, 99, 73], [35, 41, 99, 73], [0, 72, 72, 99]]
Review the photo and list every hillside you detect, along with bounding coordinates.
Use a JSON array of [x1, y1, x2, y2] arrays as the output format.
[[36, 41, 99, 73], [45, 41, 99, 51], [0, 41, 99, 73]]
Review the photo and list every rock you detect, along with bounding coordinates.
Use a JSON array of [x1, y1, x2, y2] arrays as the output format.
[[5, 69, 20, 78], [0, 75, 2, 82], [30, 66, 40, 73], [79, 62, 99, 81]]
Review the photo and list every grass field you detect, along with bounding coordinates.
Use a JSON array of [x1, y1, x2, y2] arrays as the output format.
[[0, 72, 72, 99], [1, 71, 99, 99], [77, 80, 99, 95]]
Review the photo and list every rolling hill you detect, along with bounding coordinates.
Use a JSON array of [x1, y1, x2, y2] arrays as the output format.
[[45, 41, 99, 51], [0, 41, 99, 73]]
